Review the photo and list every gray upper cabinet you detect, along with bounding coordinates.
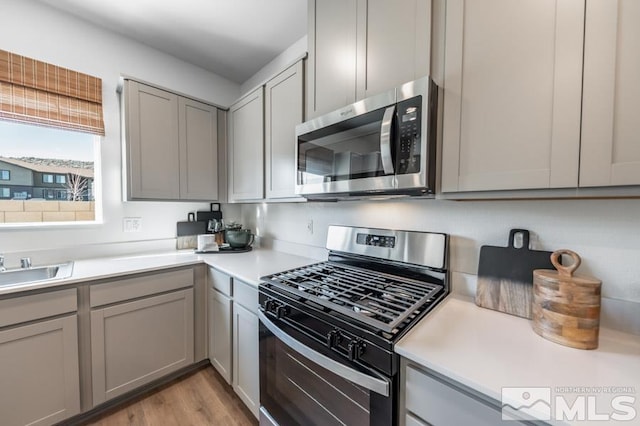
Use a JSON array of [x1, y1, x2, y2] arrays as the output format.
[[179, 97, 219, 200], [228, 87, 264, 202], [125, 81, 180, 199], [306, 0, 358, 119], [580, 0, 640, 187], [307, 0, 431, 119], [356, 0, 431, 100], [265, 60, 305, 200], [440, 0, 585, 193], [124, 80, 219, 201]]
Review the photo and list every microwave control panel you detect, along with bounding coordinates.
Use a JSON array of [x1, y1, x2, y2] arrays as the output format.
[[396, 95, 422, 175]]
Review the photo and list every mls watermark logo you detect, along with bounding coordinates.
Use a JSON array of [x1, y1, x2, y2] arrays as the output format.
[[502, 387, 552, 421], [502, 386, 637, 422]]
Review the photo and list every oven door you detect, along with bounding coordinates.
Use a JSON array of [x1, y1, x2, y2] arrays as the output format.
[[258, 311, 395, 426]]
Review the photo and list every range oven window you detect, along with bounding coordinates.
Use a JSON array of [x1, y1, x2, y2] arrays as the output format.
[[261, 330, 370, 425]]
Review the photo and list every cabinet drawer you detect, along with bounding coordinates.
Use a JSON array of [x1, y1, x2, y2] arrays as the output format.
[[233, 279, 258, 313], [90, 268, 194, 307], [209, 267, 232, 296], [405, 365, 506, 426], [0, 288, 77, 328]]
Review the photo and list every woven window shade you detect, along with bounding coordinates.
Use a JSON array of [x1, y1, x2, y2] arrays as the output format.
[[0, 49, 105, 135]]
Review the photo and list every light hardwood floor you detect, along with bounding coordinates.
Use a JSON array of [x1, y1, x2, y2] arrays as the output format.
[[84, 366, 258, 426]]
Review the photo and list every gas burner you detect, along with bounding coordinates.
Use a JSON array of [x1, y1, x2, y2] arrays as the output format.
[[381, 289, 413, 302], [353, 300, 385, 317], [318, 284, 336, 299]]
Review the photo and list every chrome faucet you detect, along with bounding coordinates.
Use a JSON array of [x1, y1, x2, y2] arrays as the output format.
[[20, 257, 32, 269], [0, 255, 5, 272]]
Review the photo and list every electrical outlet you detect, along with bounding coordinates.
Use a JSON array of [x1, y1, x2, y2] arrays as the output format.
[[123, 217, 142, 232], [306, 219, 314, 235]]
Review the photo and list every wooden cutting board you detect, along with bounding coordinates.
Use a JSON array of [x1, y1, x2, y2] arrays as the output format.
[[475, 229, 556, 319]]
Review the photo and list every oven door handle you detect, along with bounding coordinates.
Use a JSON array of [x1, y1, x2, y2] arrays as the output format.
[[258, 311, 390, 397], [380, 105, 396, 175]]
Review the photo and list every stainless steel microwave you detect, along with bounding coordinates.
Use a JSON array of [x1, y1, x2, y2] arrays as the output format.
[[295, 77, 438, 200]]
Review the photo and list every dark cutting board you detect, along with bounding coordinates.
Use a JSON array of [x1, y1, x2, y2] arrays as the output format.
[[475, 229, 556, 319], [176, 213, 208, 250], [196, 203, 223, 223]]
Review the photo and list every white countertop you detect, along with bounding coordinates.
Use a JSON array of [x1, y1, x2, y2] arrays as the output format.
[[0, 248, 320, 296], [396, 295, 640, 425]]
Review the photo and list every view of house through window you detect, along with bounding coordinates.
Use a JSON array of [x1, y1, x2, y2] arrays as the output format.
[[0, 120, 97, 224]]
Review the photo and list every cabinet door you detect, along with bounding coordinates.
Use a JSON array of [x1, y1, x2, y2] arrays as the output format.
[[91, 289, 194, 405], [265, 61, 304, 199], [179, 97, 219, 200], [440, 0, 585, 192], [233, 302, 259, 419], [580, 0, 640, 186], [356, 0, 431, 99], [209, 288, 232, 384], [307, 0, 358, 118], [0, 315, 80, 426], [228, 88, 264, 201], [126, 81, 180, 199]]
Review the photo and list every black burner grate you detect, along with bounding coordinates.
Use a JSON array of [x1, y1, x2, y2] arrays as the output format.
[[263, 261, 443, 333]]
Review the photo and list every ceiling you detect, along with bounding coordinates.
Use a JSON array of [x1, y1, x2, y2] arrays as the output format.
[[36, 0, 308, 84]]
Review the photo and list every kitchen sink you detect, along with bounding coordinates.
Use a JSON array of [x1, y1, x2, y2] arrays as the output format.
[[0, 261, 74, 287]]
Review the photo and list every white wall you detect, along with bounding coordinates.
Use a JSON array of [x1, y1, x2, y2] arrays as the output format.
[[240, 198, 640, 333], [239, 36, 308, 97], [0, 0, 242, 264]]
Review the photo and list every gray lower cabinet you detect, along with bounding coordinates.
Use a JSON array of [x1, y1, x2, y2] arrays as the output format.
[[232, 299, 259, 418], [402, 360, 530, 426], [90, 269, 195, 406], [0, 289, 80, 426], [207, 267, 259, 419], [209, 287, 232, 384]]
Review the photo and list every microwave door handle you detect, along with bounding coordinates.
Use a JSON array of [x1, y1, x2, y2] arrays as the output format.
[[258, 311, 390, 397], [380, 105, 396, 175]]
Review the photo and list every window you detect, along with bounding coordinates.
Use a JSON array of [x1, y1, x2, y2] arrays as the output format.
[[0, 49, 103, 225], [0, 121, 97, 223], [0, 170, 9, 180]]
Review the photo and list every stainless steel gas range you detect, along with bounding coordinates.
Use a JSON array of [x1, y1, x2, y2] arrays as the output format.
[[258, 225, 449, 426]]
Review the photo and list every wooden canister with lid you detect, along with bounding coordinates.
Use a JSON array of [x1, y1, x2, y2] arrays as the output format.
[[532, 249, 602, 350]]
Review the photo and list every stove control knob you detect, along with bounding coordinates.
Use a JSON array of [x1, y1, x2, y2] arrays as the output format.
[[348, 339, 364, 362], [276, 305, 290, 319], [263, 299, 277, 313], [326, 330, 341, 348]]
